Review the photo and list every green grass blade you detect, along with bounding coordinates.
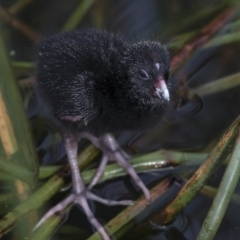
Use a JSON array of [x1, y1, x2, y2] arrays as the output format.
[[152, 117, 240, 224], [194, 72, 240, 96], [0, 27, 38, 186], [62, 0, 95, 31], [197, 129, 240, 240]]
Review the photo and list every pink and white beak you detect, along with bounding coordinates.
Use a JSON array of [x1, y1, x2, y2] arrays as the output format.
[[154, 77, 170, 101]]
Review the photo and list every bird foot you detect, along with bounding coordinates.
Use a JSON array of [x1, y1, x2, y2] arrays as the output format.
[[81, 133, 151, 203], [34, 133, 133, 240], [33, 190, 133, 240]]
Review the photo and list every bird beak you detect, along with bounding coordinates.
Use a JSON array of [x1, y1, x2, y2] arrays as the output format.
[[154, 77, 170, 101]]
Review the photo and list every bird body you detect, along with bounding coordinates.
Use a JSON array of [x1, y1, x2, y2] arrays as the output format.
[[36, 29, 171, 240], [37, 29, 170, 135]]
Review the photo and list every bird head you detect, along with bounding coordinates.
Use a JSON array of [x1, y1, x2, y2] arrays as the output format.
[[122, 42, 171, 107]]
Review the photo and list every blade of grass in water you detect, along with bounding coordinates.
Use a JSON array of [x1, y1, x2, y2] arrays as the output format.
[[197, 129, 240, 240], [0, 145, 99, 238], [0, 29, 38, 186], [203, 31, 240, 48], [11, 61, 35, 69], [39, 150, 207, 179], [62, 0, 95, 31], [28, 150, 206, 239], [194, 72, 240, 96], [152, 117, 240, 225], [87, 178, 171, 240], [0, 156, 34, 184]]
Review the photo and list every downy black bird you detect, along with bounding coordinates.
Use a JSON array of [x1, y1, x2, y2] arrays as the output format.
[[36, 29, 171, 240]]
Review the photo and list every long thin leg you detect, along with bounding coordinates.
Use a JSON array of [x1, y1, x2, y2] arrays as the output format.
[[79, 132, 109, 189], [65, 134, 133, 206], [112, 151, 150, 203], [64, 134, 108, 233], [64, 133, 84, 194], [79, 132, 102, 149], [34, 133, 132, 240], [100, 134, 150, 203], [88, 154, 109, 189], [82, 133, 150, 203], [34, 133, 110, 240]]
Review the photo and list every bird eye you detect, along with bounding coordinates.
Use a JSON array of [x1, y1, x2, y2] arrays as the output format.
[[139, 69, 149, 80]]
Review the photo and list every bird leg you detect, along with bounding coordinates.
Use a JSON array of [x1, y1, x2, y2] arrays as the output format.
[[80, 133, 151, 203], [34, 133, 132, 240]]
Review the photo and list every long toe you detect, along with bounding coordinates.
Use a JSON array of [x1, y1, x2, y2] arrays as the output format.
[[33, 194, 75, 231], [87, 191, 134, 206], [114, 151, 151, 203], [34, 190, 133, 240]]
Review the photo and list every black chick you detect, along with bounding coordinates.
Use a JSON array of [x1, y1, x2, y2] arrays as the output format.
[[36, 29, 171, 240]]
